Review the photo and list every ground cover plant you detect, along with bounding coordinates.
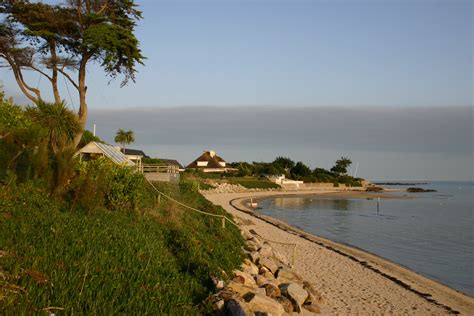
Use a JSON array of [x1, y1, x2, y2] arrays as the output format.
[[0, 179, 244, 314]]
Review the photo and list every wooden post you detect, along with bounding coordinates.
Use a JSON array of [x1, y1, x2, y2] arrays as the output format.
[[221, 217, 226, 229], [158, 194, 161, 204], [377, 197, 380, 215]]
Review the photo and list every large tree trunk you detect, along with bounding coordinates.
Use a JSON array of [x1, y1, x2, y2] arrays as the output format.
[[72, 56, 89, 149], [49, 41, 62, 105]]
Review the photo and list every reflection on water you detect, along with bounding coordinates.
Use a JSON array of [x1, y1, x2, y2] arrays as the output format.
[[259, 182, 474, 296], [273, 197, 351, 210]]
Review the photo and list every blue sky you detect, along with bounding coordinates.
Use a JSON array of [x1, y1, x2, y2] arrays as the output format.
[[2, 0, 472, 108], [1, 0, 472, 180]]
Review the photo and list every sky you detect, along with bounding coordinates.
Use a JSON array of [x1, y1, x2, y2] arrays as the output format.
[[1, 0, 473, 180]]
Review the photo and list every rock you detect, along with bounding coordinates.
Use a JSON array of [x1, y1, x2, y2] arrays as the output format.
[[303, 281, 324, 304], [245, 240, 260, 252], [279, 283, 309, 312], [258, 256, 279, 274], [213, 299, 225, 311], [262, 283, 281, 298], [407, 187, 436, 193], [241, 259, 259, 275], [254, 275, 270, 287], [241, 229, 254, 240], [276, 267, 303, 284], [248, 251, 260, 263], [211, 276, 225, 291], [272, 250, 289, 266], [224, 298, 251, 316], [256, 287, 267, 296], [247, 293, 285, 316], [303, 303, 321, 314], [234, 270, 257, 286], [258, 243, 273, 257], [228, 281, 257, 297], [275, 296, 293, 313]]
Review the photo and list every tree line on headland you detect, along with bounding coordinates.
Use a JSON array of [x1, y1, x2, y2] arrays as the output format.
[[230, 156, 363, 186]]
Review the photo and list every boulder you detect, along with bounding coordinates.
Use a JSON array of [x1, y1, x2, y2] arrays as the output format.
[[246, 293, 285, 316], [248, 251, 260, 263], [275, 296, 294, 314], [273, 249, 289, 266], [303, 303, 321, 314], [234, 270, 256, 286], [279, 283, 309, 312], [224, 298, 252, 316], [228, 281, 257, 297], [241, 259, 259, 276], [258, 256, 279, 274], [241, 229, 254, 240], [262, 283, 281, 298], [258, 243, 273, 257], [245, 240, 260, 252], [303, 281, 324, 304], [276, 267, 303, 284]]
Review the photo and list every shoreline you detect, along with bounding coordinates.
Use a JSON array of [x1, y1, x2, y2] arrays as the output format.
[[204, 189, 474, 315]]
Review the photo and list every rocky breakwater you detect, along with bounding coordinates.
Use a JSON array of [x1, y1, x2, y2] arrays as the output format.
[[204, 182, 281, 194], [209, 228, 324, 315]]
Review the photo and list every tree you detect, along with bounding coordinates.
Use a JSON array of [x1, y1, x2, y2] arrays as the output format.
[[330, 157, 352, 175], [272, 156, 295, 172], [26, 100, 81, 154], [290, 161, 312, 180], [79, 130, 104, 148], [0, 0, 145, 147], [114, 129, 134, 153]]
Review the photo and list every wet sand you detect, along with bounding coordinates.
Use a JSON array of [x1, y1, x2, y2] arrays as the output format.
[[204, 189, 474, 315]]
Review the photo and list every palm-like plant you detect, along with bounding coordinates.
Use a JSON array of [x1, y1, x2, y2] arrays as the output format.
[[26, 100, 81, 154], [114, 129, 135, 153]]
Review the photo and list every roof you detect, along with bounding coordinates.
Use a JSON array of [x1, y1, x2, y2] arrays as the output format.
[[79, 142, 135, 167], [157, 159, 183, 169], [123, 148, 149, 158], [186, 151, 226, 169]]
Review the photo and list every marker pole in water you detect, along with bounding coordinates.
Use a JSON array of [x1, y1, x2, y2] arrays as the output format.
[[377, 197, 380, 215]]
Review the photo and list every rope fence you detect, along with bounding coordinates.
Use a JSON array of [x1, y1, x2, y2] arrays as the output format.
[[145, 178, 298, 266], [145, 178, 239, 229]]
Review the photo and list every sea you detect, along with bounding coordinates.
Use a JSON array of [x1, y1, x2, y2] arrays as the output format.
[[257, 181, 474, 296]]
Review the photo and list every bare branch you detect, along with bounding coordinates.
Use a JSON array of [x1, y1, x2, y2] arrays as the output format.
[[58, 68, 79, 91]]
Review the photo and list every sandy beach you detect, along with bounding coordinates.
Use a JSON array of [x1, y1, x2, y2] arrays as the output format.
[[204, 189, 474, 315]]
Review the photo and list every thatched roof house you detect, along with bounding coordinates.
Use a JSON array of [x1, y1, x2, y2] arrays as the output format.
[[186, 150, 235, 173]]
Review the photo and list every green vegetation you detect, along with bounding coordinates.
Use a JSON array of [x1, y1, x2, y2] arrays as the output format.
[[230, 178, 280, 189], [1, 179, 243, 314], [0, 0, 145, 146], [114, 129, 135, 153], [229, 156, 363, 187], [79, 130, 104, 148], [0, 91, 244, 313]]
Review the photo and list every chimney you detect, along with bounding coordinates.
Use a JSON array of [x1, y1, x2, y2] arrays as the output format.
[[209, 150, 216, 158]]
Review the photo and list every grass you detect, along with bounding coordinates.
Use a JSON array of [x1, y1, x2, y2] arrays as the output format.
[[229, 178, 280, 189], [0, 180, 244, 314], [182, 172, 281, 190]]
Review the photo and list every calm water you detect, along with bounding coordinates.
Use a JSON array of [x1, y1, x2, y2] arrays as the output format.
[[258, 182, 474, 296]]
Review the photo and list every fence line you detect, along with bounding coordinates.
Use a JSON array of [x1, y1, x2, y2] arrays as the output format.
[[145, 179, 297, 266], [145, 178, 239, 228]]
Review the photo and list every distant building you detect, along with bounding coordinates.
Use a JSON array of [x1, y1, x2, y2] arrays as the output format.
[[186, 150, 236, 173], [156, 158, 184, 171], [77, 142, 135, 167], [118, 148, 149, 170]]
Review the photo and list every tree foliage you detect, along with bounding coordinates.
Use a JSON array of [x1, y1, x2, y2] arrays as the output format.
[[0, 0, 145, 147], [330, 157, 352, 175], [114, 128, 134, 152]]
